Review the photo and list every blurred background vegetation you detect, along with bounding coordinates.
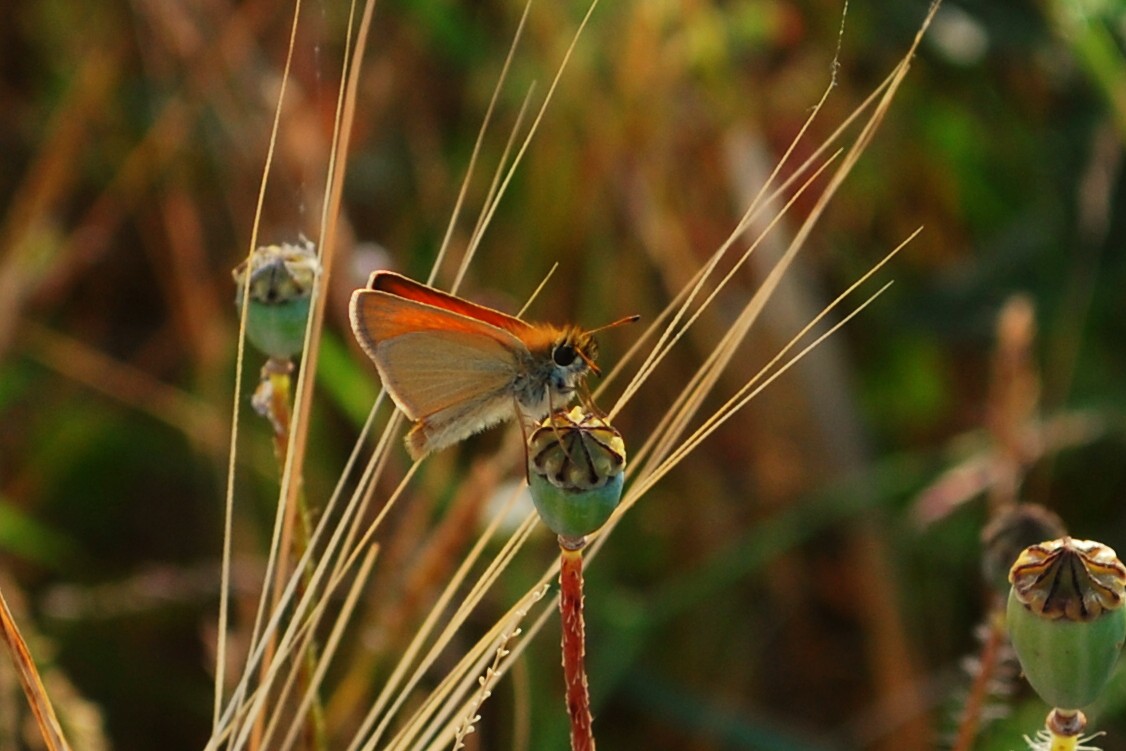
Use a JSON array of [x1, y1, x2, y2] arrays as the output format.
[[1, 0, 1125, 749]]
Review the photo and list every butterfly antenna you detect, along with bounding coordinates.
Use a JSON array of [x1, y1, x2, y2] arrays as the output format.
[[586, 314, 640, 336]]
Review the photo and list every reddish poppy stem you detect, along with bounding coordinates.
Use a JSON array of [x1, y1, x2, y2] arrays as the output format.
[[560, 541, 595, 751], [951, 607, 1006, 751]]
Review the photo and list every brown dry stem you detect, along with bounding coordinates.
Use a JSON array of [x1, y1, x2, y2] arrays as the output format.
[[560, 544, 594, 751]]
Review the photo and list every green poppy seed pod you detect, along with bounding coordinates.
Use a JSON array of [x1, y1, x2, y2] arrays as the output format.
[[233, 239, 319, 360], [527, 407, 626, 539], [1006, 537, 1126, 710]]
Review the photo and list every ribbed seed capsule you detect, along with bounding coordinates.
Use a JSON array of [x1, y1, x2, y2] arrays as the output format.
[[1006, 537, 1126, 710], [527, 407, 625, 540], [233, 239, 319, 360]]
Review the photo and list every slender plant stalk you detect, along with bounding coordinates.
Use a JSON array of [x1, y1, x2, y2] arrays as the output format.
[[952, 608, 1007, 751], [559, 543, 594, 751], [954, 297, 1042, 750], [0, 587, 72, 751], [251, 358, 327, 751]]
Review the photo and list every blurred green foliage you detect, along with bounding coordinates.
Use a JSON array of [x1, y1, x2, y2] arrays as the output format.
[[1, 0, 1125, 748]]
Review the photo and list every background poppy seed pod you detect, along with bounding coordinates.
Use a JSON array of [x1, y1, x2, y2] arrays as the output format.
[[233, 239, 319, 360]]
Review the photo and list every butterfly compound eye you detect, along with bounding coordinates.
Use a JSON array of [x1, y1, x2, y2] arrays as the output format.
[[552, 344, 577, 367]]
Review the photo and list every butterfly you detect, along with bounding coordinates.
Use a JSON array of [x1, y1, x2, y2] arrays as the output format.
[[350, 271, 634, 459]]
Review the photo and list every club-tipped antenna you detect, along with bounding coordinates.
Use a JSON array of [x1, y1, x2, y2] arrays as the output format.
[[582, 314, 639, 377], [587, 314, 641, 336]]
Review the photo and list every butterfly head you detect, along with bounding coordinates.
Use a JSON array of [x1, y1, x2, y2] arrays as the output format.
[[539, 327, 598, 402], [512, 326, 599, 417], [551, 328, 600, 379]]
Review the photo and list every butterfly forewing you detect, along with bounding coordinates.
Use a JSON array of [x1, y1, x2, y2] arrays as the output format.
[[368, 271, 534, 338], [350, 287, 528, 423], [351, 289, 523, 354], [374, 330, 519, 420]]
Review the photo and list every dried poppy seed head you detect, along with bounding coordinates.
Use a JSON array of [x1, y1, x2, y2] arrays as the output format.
[[1009, 537, 1126, 622], [526, 407, 625, 540], [1007, 538, 1126, 710]]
